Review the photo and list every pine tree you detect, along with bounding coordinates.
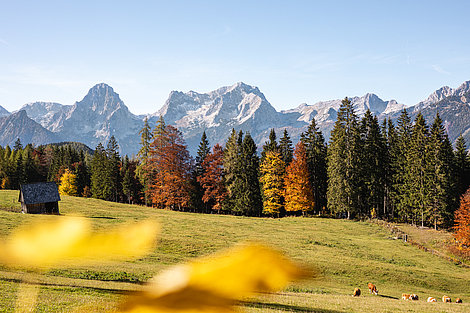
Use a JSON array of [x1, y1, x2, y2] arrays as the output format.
[[198, 144, 227, 212], [261, 129, 279, 161], [58, 168, 78, 196], [455, 135, 470, 198], [13, 138, 23, 151], [428, 113, 456, 228], [407, 113, 431, 226], [359, 110, 386, 217], [106, 136, 122, 202], [192, 131, 211, 212], [260, 150, 285, 217], [393, 109, 413, 222], [300, 118, 327, 213], [91, 143, 107, 200], [222, 129, 241, 213], [327, 98, 361, 219], [136, 117, 152, 205], [236, 132, 262, 216], [279, 129, 293, 167], [284, 142, 314, 215], [383, 118, 398, 220]]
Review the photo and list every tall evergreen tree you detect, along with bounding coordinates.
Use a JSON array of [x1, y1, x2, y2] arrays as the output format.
[[455, 135, 470, 199], [428, 113, 456, 228], [407, 113, 431, 226], [236, 132, 262, 216], [91, 143, 107, 200], [222, 129, 241, 213], [106, 136, 122, 202], [327, 98, 361, 219], [383, 118, 398, 220], [359, 110, 386, 217], [136, 117, 152, 205], [393, 109, 413, 222], [13, 138, 22, 151], [261, 129, 279, 161], [279, 129, 293, 167], [192, 131, 211, 212], [301, 118, 327, 213]]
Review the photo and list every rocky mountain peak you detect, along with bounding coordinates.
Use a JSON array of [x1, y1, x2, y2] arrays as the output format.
[[0, 105, 10, 117], [77, 83, 126, 115]]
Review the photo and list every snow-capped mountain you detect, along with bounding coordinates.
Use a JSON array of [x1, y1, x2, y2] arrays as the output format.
[[0, 105, 9, 117], [0, 110, 61, 147], [1, 80, 469, 156]]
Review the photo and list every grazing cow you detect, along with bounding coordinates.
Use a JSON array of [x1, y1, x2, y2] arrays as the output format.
[[353, 288, 361, 297], [456, 298, 462, 303], [368, 283, 378, 295], [427, 297, 437, 302], [410, 294, 419, 300], [442, 295, 451, 303], [402, 293, 411, 300]]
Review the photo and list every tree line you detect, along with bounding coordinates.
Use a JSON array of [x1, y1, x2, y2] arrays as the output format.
[[0, 98, 469, 230]]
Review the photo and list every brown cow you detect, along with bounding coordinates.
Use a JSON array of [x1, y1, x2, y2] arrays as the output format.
[[402, 293, 411, 300], [353, 288, 361, 297], [456, 298, 463, 303], [442, 295, 451, 303], [427, 297, 437, 302], [368, 283, 378, 295]]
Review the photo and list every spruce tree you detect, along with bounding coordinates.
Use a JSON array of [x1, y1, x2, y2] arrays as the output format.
[[383, 118, 398, 220], [192, 131, 211, 212], [428, 113, 456, 228], [359, 110, 386, 217], [260, 151, 285, 217], [91, 143, 107, 200], [136, 117, 152, 205], [300, 118, 328, 213], [327, 98, 361, 219], [261, 129, 279, 161], [106, 136, 122, 202], [279, 129, 293, 167], [407, 113, 431, 226], [394, 109, 413, 222], [238, 132, 262, 216], [222, 129, 241, 213], [455, 135, 470, 198]]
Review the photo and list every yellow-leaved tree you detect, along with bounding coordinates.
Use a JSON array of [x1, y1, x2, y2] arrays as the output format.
[[58, 168, 78, 196], [260, 151, 285, 217], [284, 142, 314, 215]]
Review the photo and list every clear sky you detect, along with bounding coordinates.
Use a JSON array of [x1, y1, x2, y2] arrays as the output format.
[[0, 0, 469, 114]]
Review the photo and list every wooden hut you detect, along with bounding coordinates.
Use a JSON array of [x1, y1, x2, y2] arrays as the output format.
[[18, 182, 61, 214]]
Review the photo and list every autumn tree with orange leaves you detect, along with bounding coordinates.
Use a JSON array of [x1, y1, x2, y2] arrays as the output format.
[[454, 188, 470, 249], [198, 144, 227, 212], [284, 142, 314, 215], [147, 118, 192, 210]]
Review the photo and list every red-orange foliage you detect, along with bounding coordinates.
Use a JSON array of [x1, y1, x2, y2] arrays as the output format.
[[454, 188, 470, 249], [198, 144, 227, 212], [284, 142, 314, 214], [147, 125, 192, 210]]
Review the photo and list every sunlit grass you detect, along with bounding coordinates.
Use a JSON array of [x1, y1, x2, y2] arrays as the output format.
[[0, 190, 469, 312]]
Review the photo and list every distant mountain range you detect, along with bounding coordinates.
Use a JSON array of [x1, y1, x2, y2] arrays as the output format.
[[0, 80, 469, 156]]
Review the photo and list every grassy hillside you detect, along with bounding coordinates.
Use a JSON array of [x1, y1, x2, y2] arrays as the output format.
[[0, 190, 469, 312]]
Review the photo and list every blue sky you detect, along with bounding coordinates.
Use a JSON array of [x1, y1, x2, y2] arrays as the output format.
[[0, 0, 469, 114]]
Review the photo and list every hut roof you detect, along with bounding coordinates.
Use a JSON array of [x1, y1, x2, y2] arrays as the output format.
[[19, 182, 61, 205]]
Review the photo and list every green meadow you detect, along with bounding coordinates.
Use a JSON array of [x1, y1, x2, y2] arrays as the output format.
[[0, 190, 469, 312]]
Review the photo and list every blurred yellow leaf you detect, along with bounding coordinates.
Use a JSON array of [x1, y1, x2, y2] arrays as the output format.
[[0, 217, 159, 269], [119, 243, 309, 313]]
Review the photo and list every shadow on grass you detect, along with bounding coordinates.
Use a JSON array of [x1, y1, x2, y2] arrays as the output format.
[[89, 216, 117, 220], [0, 277, 129, 295], [242, 301, 345, 313], [378, 294, 399, 300]]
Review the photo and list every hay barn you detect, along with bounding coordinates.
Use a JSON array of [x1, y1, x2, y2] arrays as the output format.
[[18, 182, 61, 214]]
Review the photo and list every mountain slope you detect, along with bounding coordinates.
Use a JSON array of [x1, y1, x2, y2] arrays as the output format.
[[0, 110, 61, 147], [0, 105, 9, 118]]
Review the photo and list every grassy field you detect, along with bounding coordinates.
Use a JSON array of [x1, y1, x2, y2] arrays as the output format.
[[0, 190, 469, 312]]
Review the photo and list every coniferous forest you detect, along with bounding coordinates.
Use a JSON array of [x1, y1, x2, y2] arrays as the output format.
[[1, 98, 470, 236]]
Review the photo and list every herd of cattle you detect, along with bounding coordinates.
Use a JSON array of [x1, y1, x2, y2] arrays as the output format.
[[351, 283, 463, 304]]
